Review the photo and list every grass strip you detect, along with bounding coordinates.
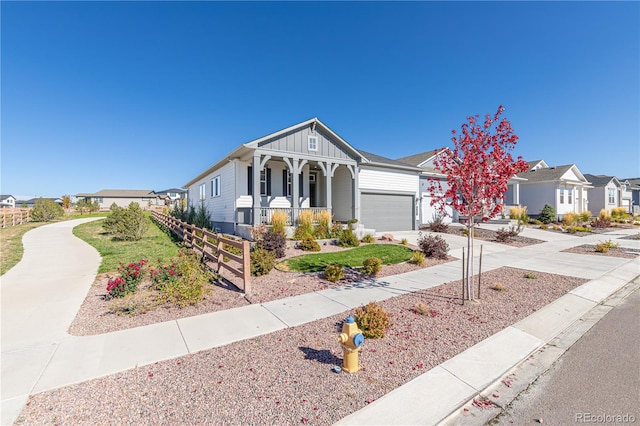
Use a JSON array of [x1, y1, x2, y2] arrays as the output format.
[[279, 244, 414, 273]]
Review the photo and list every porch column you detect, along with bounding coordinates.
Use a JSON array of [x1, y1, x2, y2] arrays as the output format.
[[283, 157, 308, 220], [346, 164, 359, 222], [319, 161, 338, 218], [513, 182, 520, 205]]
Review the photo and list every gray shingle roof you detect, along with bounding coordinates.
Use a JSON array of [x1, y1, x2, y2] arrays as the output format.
[[395, 150, 441, 167], [583, 174, 615, 187], [356, 149, 421, 170], [517, 165, 575, 182], [76, 189, 157, 197]]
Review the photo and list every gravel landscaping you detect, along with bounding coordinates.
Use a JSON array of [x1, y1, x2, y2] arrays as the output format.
[[68, 241, 452, 336], [19, 266, 588, 426]]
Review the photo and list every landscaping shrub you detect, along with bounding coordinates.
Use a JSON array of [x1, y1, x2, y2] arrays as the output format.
[[155, 252, 213, 307], [562, 212, 578, 227], [30, 198, 64, 222], [611, 207, 627, 220], [270, 210, 288, 236], [361, 233, 375, 243], [102, 202, 149, 241], [361, 257, 382, 276], [413, 303, 432, 316], [298, 234, 321, 252], [191, 203, 213, 230], [538, 203, 556, 224], [338, 227, 360, 247], [409, 250, 426, 266], [428, 214, 449, 233], [490, 282, 507, 292], [258, 229, 287, 258], [524, 272, 537, 279], [324, 263, 344, 282], [250, 247, 276, 276], [107, 259, 147, 298], [169, 200, 188, 222], [354, 302, 392, 339], [417, 233, 449, 259], [328, 223, 344, 239], [595, 239, 619, 253], [509, 206, 529, 224], [579, 210, 592, 224], [314, 210, 332, 239], [495, 224, 522, 242], [401, 238, 408, 245], [294, 210, 315, 239]]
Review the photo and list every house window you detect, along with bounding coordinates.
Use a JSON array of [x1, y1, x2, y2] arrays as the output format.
[[608, 188, 615, 204], [248, 166, 271, 196], [212, 176, 221, 197], [199, 183, 206, 200], [567, 187, 573, 204], [559, 188, 564, 204], [308, 135, 318, 151]]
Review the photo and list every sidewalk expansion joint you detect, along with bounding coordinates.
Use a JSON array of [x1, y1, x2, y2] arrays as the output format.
[[175, 321, 191, 354]]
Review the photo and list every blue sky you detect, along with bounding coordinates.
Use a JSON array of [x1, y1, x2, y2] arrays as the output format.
[[2, 1, 638, 199]]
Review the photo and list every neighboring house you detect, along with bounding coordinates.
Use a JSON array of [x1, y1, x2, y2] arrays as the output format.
[[622, 178, 640, 215], [15, 197, 63, 208], [517, 160, 592, 219], [0, 195, 16, 208], [155, 188, 188, 208], [396, 150, 526, 225], [583, 174, 630, 215], [76, 189, 161, 210], [184, 118, 421, 238]]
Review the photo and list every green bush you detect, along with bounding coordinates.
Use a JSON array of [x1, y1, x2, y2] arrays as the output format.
[[250, 247, 276, 276], [354, 302, 392, 339], [329, 223, 344, 239], [102, 202, 149, 241], [538, 203, 556, 224], [30, 198, 64, 222], [595, 239, 619, 253], [361, 233, 375, 243], [339, 227, 360, 247], [428, 214, 449, 233], [155, 252, 213, 307], [417, 232, 449, 259], [324, 263, 344, 282], [191, 203, 212, 229], [298, 234, 321, 252], [361, 257, 382, 276]]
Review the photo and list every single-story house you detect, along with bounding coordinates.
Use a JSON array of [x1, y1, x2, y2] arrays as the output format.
[[76, 189, 161, 210], [184, 118, 422, 238], [396, 150, 527, 225], [155, 188, 188, 208], [0, 195, 16, 208], [583, 174, 631, 215], [517, 160, 592, 219], [15, 197, 64, 208]]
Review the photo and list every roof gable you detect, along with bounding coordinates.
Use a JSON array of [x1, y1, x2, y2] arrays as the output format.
[[583, 174, 619, 187], [76, 189, 157, 198], [518, 163, 588, 184]]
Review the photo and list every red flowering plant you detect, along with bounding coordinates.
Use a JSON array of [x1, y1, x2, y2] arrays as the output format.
[[149, 258, 179, 291], [106, 259, 147, 298]]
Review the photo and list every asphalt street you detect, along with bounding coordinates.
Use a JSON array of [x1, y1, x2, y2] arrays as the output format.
[[491, 284, 640, 425]]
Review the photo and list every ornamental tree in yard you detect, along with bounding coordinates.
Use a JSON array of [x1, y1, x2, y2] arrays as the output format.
[[427, 105, 528, 301]]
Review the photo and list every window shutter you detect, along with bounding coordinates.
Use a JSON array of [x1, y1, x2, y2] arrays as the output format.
[[266, 168, 272, 196], [299, 172, 304, 197], [282, 170, 288, 197], [247, 166, 253, 195]]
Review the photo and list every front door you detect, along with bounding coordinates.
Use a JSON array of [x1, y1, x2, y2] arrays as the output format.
[[309, 173, 317, 207]]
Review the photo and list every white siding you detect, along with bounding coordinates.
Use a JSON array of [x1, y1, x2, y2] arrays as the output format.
[[588, 187, 606, 214], [519, 183, 556, 216], [359, 167, 418, 194], [187, 160, 236, 226]]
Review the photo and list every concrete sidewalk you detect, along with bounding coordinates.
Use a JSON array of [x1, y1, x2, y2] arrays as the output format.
[[1, 220, 639, 425]]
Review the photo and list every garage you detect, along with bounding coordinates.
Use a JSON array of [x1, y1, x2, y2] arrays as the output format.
[[360, 192, 415, 232]]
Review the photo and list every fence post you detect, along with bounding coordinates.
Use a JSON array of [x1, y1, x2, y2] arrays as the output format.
[[216, 233, 223, 273], [242, 240, 251, 294]]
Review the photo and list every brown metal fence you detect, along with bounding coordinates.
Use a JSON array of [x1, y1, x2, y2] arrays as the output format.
[[151, 211, 252, 294], [0, 208, 31, 228]]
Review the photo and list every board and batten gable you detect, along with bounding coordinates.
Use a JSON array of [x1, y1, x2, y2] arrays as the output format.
[[255, 127, 356, 162]]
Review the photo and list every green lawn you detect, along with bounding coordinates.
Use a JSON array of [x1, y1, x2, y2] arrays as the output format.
[[0, 212, 107, 276], [73, 217, 181, 273], [278, 244, 414, 273]]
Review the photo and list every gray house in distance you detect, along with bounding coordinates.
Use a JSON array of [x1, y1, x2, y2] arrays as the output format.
[[76, 189, 161, 210]]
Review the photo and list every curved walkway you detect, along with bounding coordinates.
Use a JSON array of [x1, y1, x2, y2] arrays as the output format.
[[1, 220, 639, 425]]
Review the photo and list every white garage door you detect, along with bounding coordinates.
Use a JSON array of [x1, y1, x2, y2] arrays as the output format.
[[361, 193, 414, 232]]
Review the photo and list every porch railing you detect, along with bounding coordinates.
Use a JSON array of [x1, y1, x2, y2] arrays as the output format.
[[259, 207, 332, 226]]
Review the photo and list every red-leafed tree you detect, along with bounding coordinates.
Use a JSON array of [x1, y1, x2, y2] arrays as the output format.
[[428, 105, 528, 300]]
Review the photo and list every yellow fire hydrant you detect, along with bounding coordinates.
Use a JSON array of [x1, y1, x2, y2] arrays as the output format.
[[338, 315, 365, 373]]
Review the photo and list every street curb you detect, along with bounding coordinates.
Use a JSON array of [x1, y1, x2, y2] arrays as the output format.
[[438, 274, 640, 426]]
